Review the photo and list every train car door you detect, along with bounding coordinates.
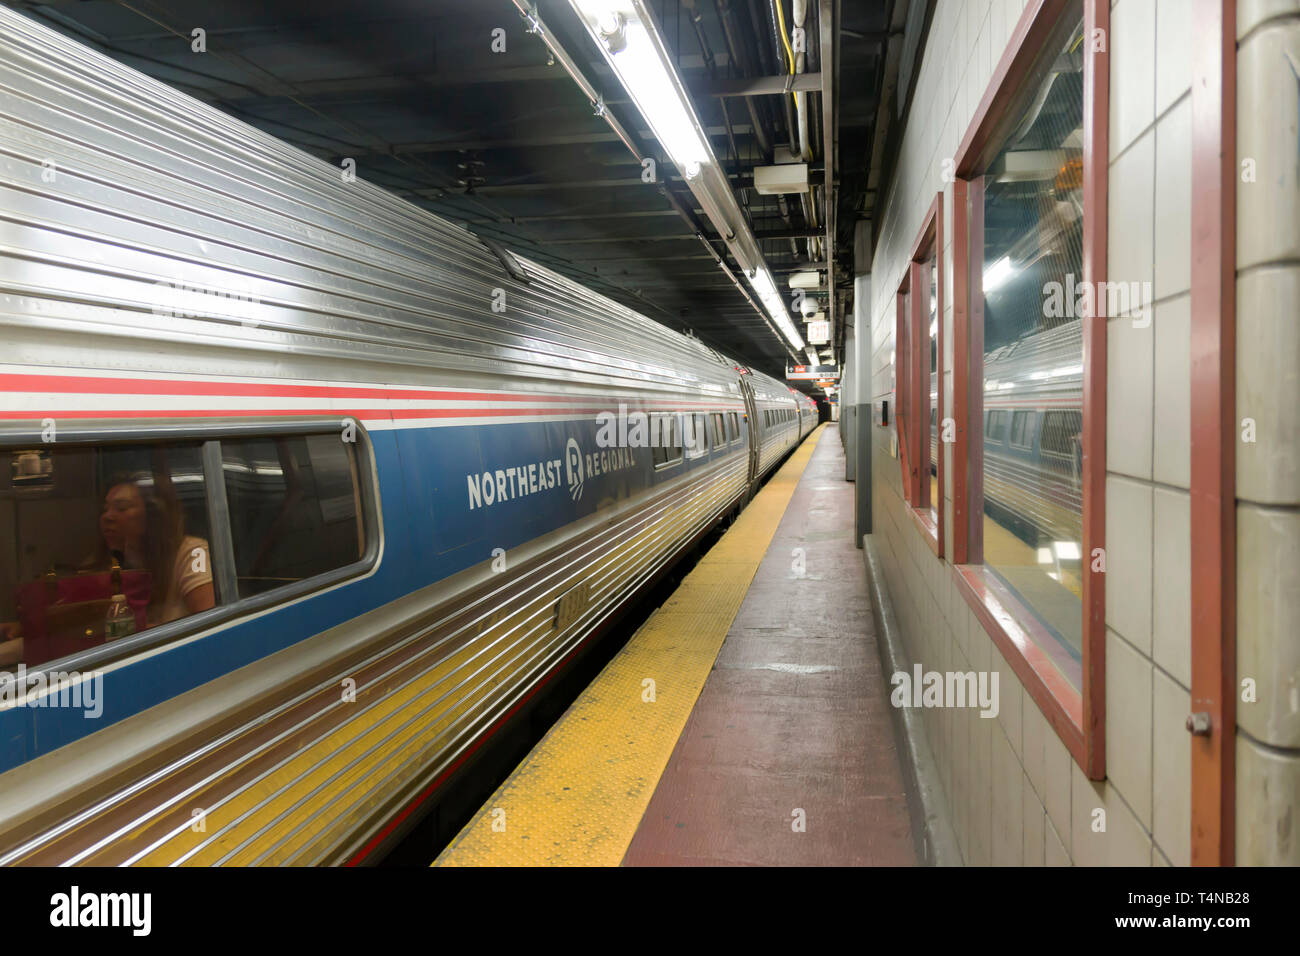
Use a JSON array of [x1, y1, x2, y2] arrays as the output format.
[[738, 375, 761, 487]]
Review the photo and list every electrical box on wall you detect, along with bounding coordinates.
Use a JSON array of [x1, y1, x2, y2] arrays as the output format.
[[753, 163, 809, 195]]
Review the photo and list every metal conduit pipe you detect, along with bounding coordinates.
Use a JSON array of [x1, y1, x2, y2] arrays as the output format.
[[716, 0, 772, 157], [792, 0, 812, 162], [761, 0, 798, 152], [718, 0, 798, 252], [683, 0, 741, 167]]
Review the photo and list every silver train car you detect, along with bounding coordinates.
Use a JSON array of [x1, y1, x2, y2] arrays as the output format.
[[978, 322, 1084, 547], [0, 8, 811, 865]]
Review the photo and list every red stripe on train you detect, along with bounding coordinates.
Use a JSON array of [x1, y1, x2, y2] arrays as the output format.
[[0, 373, 744, 409]]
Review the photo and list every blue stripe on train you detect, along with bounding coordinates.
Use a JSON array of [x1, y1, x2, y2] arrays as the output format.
[[0, 412, 753, 771]]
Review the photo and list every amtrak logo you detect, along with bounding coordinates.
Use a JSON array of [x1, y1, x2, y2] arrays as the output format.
[[565, 438, 585, 501], [464, 437, 636, 512]]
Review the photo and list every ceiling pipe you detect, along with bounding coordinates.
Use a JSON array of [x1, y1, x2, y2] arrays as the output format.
[[511, 0, 799, 361], [715, 0, 772, 156], [818, 0, 837, 359], [754, 0, 797, 151]]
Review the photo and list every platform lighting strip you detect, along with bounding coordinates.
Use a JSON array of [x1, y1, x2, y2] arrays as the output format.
[[568, 0, 806, 353]]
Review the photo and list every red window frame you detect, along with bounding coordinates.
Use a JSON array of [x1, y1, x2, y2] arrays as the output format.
[[895, 276, 915, 505], [950, 0, 1108, 779], [900, 194, 945, 557]]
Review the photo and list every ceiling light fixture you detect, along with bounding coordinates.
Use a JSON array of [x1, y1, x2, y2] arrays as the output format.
[[567, 0, 805, 356]]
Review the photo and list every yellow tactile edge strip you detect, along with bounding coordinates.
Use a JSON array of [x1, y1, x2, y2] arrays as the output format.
[[435, 424, 827, 867]]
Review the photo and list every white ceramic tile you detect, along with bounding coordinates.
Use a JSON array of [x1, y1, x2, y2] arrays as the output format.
[[1236, 266, 1300, 506], [1154, 0, 1193, 115], [1237, 503, 1300, 749], [1020, 691, 1048, 801], [1153, 96, 1191, 300], [1105, 475, 1153, 653], [1152, 669, 1190, 866], [1237, 23, 1300, 269], [1045, 814, 1071, 865], [1107, 127, 1155, 319], [1071, 764, 1153, 866], [1043, 726, 1072, 855], [991, 722, 1024, 865], [1107, 315, 1154, 480], [1105, 628, 1153, 828], [1152, 294, 1191, 488], [1237, 0, 1300, 38], [1023, 774, 1046, 865], [1151, 487, 1191, 688], [1109, 0, 1156, 156], [1236, 736, 1300, 865]]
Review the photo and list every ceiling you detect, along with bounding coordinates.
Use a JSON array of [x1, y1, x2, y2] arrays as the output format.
[[8, 0, 926, 383]]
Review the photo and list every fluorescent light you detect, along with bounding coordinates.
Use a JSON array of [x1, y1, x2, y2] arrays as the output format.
[[568, 0, 804, 358], [1036, 547, 1053, 564], [747, 265, 805, 349], [983, 255, 1016, 293], [570, 2, 710, 179]]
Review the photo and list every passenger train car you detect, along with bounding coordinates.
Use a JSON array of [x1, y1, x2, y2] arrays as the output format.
[[979, 323, 1083, 546], [923, 323, 1083, 549], [0, 9, 812, 865]]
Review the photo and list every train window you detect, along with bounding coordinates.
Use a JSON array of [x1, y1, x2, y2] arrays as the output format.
[[221, 435, 364, 598], [710, 413, 725, 448], [727, 412, 740, 442], [1009, 411, 1035, 450], [968, 7, 1087, 678], [651, 414, 683, 468], [1040, 411, 1083, 468], [986, 410, 1009, 444], [0, 442, 214, 671], [684, 413, 708, 458]]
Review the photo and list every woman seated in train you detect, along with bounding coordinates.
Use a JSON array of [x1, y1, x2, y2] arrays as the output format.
[[0, 473, 214, 669]]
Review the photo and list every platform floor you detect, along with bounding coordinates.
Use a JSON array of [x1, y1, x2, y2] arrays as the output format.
[[435, 425, 918, 866]]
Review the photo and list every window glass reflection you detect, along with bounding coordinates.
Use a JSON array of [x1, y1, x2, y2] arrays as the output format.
[[978, 11, 1085, 678], [0, 443, 213, 670]]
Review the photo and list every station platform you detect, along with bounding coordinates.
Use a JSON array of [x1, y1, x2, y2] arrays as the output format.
[[434, 425, 918, 866]]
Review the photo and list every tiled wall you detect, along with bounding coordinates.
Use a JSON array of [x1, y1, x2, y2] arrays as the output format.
[[862, 0, 1297, 865], [1235, 0, 1300, 866]]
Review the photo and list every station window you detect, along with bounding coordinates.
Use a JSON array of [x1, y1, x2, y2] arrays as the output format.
[[0, 426, 373, 674], [898, 190, 944, 555], [950, 0, 1106, 777]]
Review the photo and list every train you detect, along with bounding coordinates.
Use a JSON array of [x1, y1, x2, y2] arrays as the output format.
[[925, 320, 1083, 551], [0, 8, 816, 865]]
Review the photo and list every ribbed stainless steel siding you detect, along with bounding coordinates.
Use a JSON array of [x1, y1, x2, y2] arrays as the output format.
[[0, 7, 737, 400]]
